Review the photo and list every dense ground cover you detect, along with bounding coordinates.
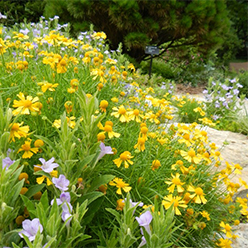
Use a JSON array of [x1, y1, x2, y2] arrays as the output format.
[[0, 17, 248, 248]]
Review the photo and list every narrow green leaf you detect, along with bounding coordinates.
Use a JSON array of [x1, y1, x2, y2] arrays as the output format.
[[25, 184, 46, 198], [88, 174, 115, 192]]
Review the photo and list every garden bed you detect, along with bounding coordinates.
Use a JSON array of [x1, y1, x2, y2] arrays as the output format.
[[0, 17, 247, 248]]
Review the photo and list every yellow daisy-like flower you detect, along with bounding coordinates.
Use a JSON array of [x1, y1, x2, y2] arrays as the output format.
[[165, 173, 185, 193], [116, 199, 125, 211], [91, 31, 107, 40], [113, 151, 134, 168], [134, 137, 146, 152], [98, 121, 120, 139], [109, 177, 131, 195], [53, 116, 76, 129], [99, 100, 109, 112], [219, 221, 233, 238], [9, 122, 29, 142], [199, 117, 216, 127], [200, 210, 210, 221], [151, 160, 161, 171], [128, 109, 144, 123], [111, 105, 130, 122], [38, 81, 59, 93], [216, 238, 232, 248], [35, 167, 58, 186], [18, 139, 39, 159], [178, 133, 194, 147], [188, 185, 207, 204], [12, 92, 40, 116], [162, 194, 187, 215], [180, 149, 202, 164]]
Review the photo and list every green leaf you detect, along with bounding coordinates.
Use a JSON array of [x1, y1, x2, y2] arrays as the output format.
[[25, 184, 46, 198], [8, 179, 25, 205], [88, 174, 115, 192], [77, 191, 104, 205], [105, 208, 121, 224], [39, 190, 49, 210], [20, 195, 36, 218]]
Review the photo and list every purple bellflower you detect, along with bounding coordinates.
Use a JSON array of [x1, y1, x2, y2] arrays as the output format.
[[51, 192, 71, 206], [136, 210, 153, 235], [2, 157, 15, 170], [52, 174, 69, 191], [19, 218, 43, 241], [35, 157, 59, 173], [98, 142, 114, 160]]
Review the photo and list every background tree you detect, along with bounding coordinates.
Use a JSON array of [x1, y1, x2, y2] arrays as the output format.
[[0, 0, 45, 26], [43, 0, 231, 62]]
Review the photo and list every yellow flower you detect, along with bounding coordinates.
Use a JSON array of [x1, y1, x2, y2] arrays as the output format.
[[109, 177, 132, 195], [134, 137, 146, 152], [198, 222, 206, 230], [193, 107, 205, 116], [98, 121, 120, 139], [36, 168, 58, 186], [64, 101, 73, 113], [99, 100, 108, 112], [111, 97, 119, 103], [200, 210, 210, 221], [116, 199, 125, 211], [165, 173, 185, 193], [151, 160, 161, 171], [70, 79, 79, 91], [188, 185, 207, 204], [18, 172, 29, 183], [12, 92, 40, 116], [91, 31, 107, 40], [56, 58, 67, 73], [34, 139, 44, 148], [219, 221, 233, 238], [128, 109, 143, 123], [178, 133, 194, 147], [162, 194, 187, 215], [232, 163, 242, 174], [111, 105, 130, 122], [38, 81, 58, 93], [9, 122, 29, 142], [199, 117, 216, 127], [18, 139, 39, 158], [53, 116, 76, 129], [180, 149, 202, 164], [113, 151, 134, 168]]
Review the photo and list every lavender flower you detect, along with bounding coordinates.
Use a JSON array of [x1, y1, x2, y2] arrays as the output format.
[[229, 78, 236, 83], [52, 174, 69, 191], [19, 218, 43, 241], [237, 83, 243, 88], [61, 202, 73, 226], [98, 142, 114, 160], [221, 84, 230, 91], [136, 210, 153, 235], [51, 192, 71, 206], [233, 89, 239, 95], [35, 157, 59, 173], [215, 101, 220, 108], [2, 157, 15, 170], [20, 28, 29, 35]]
